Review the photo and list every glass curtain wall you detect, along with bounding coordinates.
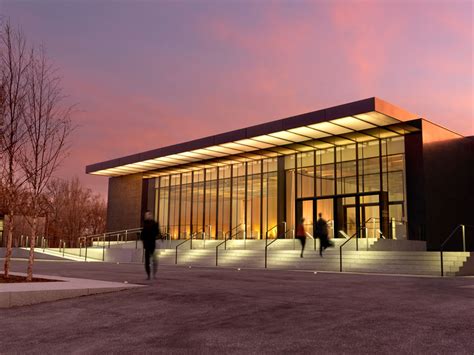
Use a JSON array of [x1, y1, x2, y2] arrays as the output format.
[[290, 137, 407, 239], [263, 159, 278, 238], [155, 158, 277, 240], [154, 136, 406, 240], [231, 163, 246, 239]]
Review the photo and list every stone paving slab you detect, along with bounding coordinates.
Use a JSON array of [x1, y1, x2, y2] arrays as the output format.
[[0, 272, 143, 308]]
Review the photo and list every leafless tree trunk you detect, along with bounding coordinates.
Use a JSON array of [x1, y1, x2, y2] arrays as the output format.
[[0, 20, 30, 278], [20, 46, 73, 281]]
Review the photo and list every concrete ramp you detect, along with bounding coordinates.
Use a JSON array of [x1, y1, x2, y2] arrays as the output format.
[[0, 248, 65, 261]]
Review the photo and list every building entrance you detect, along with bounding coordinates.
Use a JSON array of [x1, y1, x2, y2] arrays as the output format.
[[296, 192, 389, 240]]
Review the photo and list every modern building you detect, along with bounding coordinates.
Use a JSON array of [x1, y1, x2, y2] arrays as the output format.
[[86, 98, 473, 251]]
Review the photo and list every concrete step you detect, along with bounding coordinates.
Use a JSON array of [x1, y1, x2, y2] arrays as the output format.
[[31, 245, 472, 276], [154, 249, 472, 276]]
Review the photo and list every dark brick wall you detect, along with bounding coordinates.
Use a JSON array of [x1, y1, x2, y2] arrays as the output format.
[[106, 174, 144, 232]]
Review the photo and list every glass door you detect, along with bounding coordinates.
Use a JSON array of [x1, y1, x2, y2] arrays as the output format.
[[360, 194, 380, 238], [315, 198, 334, 239], [296, 199, 314, 238]]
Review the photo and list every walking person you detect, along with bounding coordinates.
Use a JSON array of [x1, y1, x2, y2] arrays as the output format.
[[315, 213, 331, 257], [141, 211, 160, 280], [296, 217, 307, 258]]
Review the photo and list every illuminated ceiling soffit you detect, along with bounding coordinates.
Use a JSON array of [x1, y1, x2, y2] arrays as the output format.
[[92, 111, 416, 177]]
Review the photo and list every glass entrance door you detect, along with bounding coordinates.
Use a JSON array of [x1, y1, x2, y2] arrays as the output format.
[[297, 192, 386, 241], [335, 193, 384, 239], [361, 203, 380, 238], [315, 198, 334, 239], [296, 199, 314, 237]]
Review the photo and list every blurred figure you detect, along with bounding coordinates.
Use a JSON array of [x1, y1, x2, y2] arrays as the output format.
[[141, 211, 160, 280], [315, 213, 332, 257], [296, 217, 307, 258]]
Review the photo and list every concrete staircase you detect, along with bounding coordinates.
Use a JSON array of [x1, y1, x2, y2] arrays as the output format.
[[29, 238, 473, 276], [156, 247, 471, 277]]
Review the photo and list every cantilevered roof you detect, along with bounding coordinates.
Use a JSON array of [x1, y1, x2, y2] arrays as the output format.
[[86, 97, 420, 177]]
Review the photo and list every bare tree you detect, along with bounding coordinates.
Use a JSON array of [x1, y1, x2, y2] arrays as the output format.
[[0, 20, 30, 278], [20, 46, 73, 281], [45, 177, 106, 245]]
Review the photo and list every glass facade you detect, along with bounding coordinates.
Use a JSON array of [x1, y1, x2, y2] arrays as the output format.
[[153, 137, 407, 240]]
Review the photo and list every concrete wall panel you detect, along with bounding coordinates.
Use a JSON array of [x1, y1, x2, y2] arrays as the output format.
[[107, 174, 144, 232]]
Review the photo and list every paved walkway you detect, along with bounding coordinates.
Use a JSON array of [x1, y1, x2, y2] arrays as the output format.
[[1, 259, 473, 353]]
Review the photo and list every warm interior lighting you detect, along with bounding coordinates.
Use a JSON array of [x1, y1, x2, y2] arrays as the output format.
[[191, 148, 227, 157], [205, 145, 243, 155], [220, 142, 256, 152], [288, 126, 329, 139], [251, 135, 291, 145], [354, 111, 400, 126], [330, 116, 376, 130], [268, 130, 309, 142], [308, 122, 353, 134], [235, 139, 274, 149]]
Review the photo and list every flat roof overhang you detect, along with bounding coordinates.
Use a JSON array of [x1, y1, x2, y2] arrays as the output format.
[[86, 97, 420, 177]]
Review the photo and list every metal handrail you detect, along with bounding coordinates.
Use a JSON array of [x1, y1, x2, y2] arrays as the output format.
[[80, 227, 143, 243], [215, 238, 228, 266], [440, 224, 470, 276], [266, 222, 286, 239], [225, 223, 245, 240], [265, 228, 290, 268], [339, 225, 369, 272], [175, 239, 190, 264], [76, 227, 144, 262], [189, 229, 206, 249]]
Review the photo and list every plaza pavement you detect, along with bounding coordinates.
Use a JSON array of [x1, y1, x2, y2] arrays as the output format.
[[1, 259, 473, 354]]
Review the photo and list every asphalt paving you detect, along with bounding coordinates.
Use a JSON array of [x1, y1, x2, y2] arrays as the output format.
[[1, 259, 473, 354]]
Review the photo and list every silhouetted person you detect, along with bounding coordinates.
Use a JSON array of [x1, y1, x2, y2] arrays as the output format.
[[141, 211, 160, 280], [315, 213, 331, 257], [296, 217, 307, 258]]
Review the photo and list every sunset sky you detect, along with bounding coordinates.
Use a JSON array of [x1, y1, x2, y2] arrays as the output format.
[[2, 0, 473, 198]]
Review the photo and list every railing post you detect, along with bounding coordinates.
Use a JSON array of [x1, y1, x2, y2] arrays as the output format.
[[85, 239, 88, 261], [125, 230, 128, 242], [63, 241, 65, 257], [461, 224, 466, 252], [108, 233, 111, 249], [215, 245, 218, 266], [340, 246, 343, 272], [440, 250, 444, 277], [391, 218, 396, 239], [366, 227, 369, 251], [293, 228, 295, 250], [103, 234, 106, 261], [265, 233, 268, 268], [175, 244, 178, 264]]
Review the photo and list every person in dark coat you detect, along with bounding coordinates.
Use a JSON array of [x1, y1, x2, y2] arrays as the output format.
[[141, 211, 160, 280], [315, 213, 330, 257], [296, 217, 307, 258]]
